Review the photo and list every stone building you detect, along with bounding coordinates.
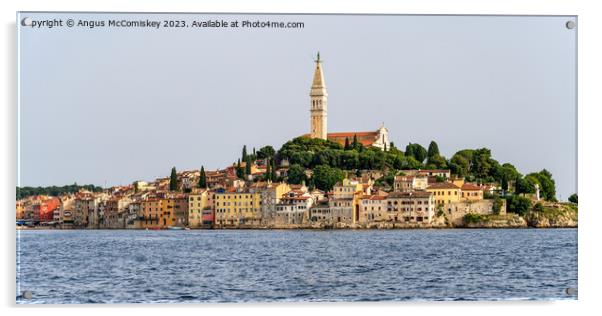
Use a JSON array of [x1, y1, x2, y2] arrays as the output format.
[[386, 191, 435, 223], [359, 195, 388, 224]]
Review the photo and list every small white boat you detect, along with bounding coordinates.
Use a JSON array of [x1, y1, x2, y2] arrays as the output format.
[[167, 226, 184, 230]]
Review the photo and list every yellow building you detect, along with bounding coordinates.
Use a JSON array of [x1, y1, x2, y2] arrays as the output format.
[[188, 189, 209, 228], [214, 190, 262, 227], [426, 182, 461, 206], [140, 196, 178, 228], [460, 183, 484, 201]]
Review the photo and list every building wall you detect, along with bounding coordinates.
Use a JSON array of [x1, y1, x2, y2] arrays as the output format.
[[427, 187, 461, 206], [214, 191, 262, 226], [188, 191, 208, 228], [444, 200, 506, 225]]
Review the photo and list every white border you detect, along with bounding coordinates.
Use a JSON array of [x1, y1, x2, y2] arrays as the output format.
[[2, 0, 600, 315]]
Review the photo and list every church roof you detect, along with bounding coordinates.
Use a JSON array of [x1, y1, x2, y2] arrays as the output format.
[[327, 131, 379, 138]]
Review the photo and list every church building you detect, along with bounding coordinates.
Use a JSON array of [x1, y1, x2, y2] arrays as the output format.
[[306, 53, 389, 150]]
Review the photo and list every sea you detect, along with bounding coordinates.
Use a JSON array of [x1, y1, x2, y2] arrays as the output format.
[[15, 228, 577, 303]]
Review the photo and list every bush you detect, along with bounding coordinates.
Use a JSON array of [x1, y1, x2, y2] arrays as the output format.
[[463, 213, 485, 224], [492, 197, 503, 215], [506, 195, 532, 216], [533, 202, 544, 212]]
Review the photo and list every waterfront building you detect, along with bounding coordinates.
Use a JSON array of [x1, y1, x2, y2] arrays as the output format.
[[141, 197, 161, 228], [426, 182, 461, 206], [309, 201, 331, 223], [188, 189, 209, 228], [274, 190, 314, 225], [173, 194, 190, 227], [331, 179, 364, 223], [249, 181, 291, 226], [359, 195, 388, 224], [386, 191, 435, 223], [16, 201, 24, 220], [460, 183, 484, 201], [103, 196, 133, 229], [126, 201, 142, 229], [214, 189, 262, 227]]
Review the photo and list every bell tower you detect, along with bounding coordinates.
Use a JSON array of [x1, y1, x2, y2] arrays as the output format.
[[310, 52, 327, 140]]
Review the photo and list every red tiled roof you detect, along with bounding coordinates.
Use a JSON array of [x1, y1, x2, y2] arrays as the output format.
[[361, 195, 387, 200], [461, 183, 482, 191], [387, 191, 432, 198], [427, 182, 460, 190], [327, 131, 378, 138]]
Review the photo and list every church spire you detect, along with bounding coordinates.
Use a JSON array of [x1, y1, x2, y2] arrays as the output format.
[[311, 52, 327, 96], [309, 52, 328, 140]]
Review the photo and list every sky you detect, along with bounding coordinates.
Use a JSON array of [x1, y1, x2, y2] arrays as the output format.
[[18, 13, 577, 199]]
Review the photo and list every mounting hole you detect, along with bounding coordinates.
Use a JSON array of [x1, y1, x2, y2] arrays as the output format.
[[566, 20, 576, 29]]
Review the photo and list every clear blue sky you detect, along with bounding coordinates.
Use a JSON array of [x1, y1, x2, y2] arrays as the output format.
[[18, 13, 577, 199]]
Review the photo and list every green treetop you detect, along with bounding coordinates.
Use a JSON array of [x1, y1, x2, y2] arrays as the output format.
[[169, 167, 178, 191], [198, 166, 207, 188]]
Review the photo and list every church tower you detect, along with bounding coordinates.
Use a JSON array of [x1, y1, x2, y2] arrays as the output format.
[[310, 52, 328, 140]]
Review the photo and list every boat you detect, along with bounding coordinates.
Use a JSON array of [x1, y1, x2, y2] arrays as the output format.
[[167, 226, 184, 230]]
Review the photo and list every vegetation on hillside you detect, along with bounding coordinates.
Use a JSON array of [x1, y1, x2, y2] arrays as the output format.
[[16, 184, 103, 199]]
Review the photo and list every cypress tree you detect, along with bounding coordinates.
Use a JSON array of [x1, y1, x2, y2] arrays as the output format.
[[270, 159, 277, 180], [236, 160, 244, 179], [344, 137, 350, 150], [352, 134, 359, 149], [266, 160, 272, 181], [245, 156, 252, 175], [427, 141, 440, 159], [198, 166, 207, 188], [242, 145, 248, 161], [169, 167, 177, 191]]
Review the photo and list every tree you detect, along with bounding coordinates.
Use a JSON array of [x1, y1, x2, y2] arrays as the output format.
[[198, 166, 207, 188], [501, 175, 509, 191], [265, 160, 272, 181], [341, 151, 360, 170], [236, 160, 244, 179], [427, 154, 447, 169], [515, 176, 535, 195], [568, 193, 578, 204], [287, 164, 306, 184], [506, 195, 532, 216], [257, 145, 276, 160], [527, 169, 557, 201], [427, 141, 440, 159], [344, 137, 350, 150], [270, 159, 277, 181], [471, 148, 492, 180], [245, 156, 252, 176], [242, 145, 248, 161], [169, 167, 178, 191], [405, 143, 427, 163], [492, 197, 503, 215], [312, 165, 344, 192]]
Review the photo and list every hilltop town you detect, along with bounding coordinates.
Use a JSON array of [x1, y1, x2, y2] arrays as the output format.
[[16, 54, 577, 229]]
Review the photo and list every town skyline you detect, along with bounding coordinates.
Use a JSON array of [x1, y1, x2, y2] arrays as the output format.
[[18, 13, 576, 199]]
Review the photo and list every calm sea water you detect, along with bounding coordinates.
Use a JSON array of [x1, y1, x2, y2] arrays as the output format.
[[16, 229, 577, 303]]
